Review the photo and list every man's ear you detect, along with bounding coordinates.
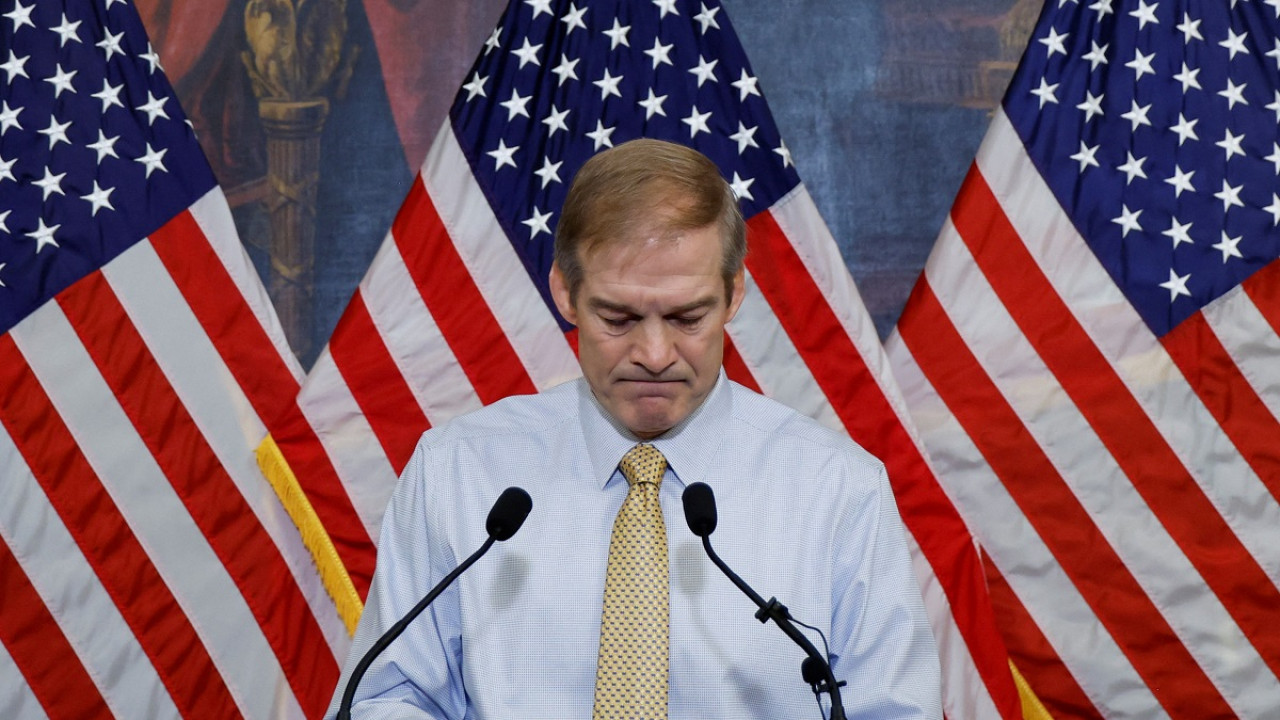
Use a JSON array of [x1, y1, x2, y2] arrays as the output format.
[[549, 262, 578, 325], [725, 266, 746, 323]]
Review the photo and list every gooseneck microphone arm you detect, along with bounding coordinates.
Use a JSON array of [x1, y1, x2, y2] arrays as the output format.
[[336, 487, 532, 720], [682, 482, 847, 720]]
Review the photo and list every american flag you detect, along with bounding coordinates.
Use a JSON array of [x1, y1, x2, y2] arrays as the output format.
[[262, 0, 1022, 716], [0, 0, 345, 717], [888, 0, 1280, 716]]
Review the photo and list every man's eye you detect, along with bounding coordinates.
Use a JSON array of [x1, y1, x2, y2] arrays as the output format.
[[673, 315, 704, 328], [602, 316, 631, 328]]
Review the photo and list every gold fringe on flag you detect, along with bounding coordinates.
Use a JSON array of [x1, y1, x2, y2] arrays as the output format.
[[1010, 659, 1055, 720], [256, 433, 363, 635]]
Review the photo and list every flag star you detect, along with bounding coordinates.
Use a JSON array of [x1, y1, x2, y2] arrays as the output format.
[[729, 172, 755, 201], [1112, 204, 1142, 236], [136, 142, 169, 177], [0, 263, 5, 286], [586, 119, 616, 150], [1088, 0, 1114, 18], [594, 69, 624, 100], [694, 3, 721, 33], [534, 157, 563, 188], [1265, 194, 1280, 225], [0, 154, 14, 183], [0, 51, 28, 83], [1030, 77, 1059, 107], [87, 130, 120, 163], [1070, 140, 1100, 170], [523, 207, 552, 238], [81, 181, 115, 216], [603, 19, 631, 49], [1219, 28, 1250, 59], [139, 43, 162, 73], [1267, 91, 1280, 120], [1178, 13, 1203, 42], [1219, 79, 1248, 109], [1212, 231, 1244, 262], [500, 88, 532, 120], [98, 29, 125, 61], [46, 64, 79, 98], [551, 55, 579, 85], [0, 210, 8, 233], [1266, 142, 1280, 173], [1268, 0, 1280, 17], [1169, 113, 1198, 145], [525, 0, 553, 18], [645, 38, 674, 69], [560, 3, 588, 34], [1267, 39, 1280, 69], [39, 117, 72, 149], [51, 13, 82, 47], [462, 72, 487, 100], [136, 91, 170, 125], [1121, 100, 1152, 131], [1165, 165, 1196, 197], [1040, 27, 1069, 57], [1116, 152, 1148, 184], [1076, 90, 1104, 121], [487, 139, 519, 170], [682, 106, 712, 138], [1125, 48, 1156, 79], [775, 140, 793, 168], [483, 27, 502, 55], [0, 101, 21, 134], [92, 79, 125, 111], [28, 219, 61, 254], [1172, 63, 1201, 92], [689, 55, 718, 87], [1129, 0, 1159, 29], [1163, 218, 1194, 248], [542, 105, 570, 136], [637, 88, 668, 119], [1082, 40, 1109, 70], [1214, 179, 1244, 211], [1159, 269, 1192, 301], [105, 0, 127, 7], [3, 2, 34, 32], [732, 69, 760, 101], [1216, 128, 1246, 161], [729, 122, 760, 154], [653, 0, 680, 18], [512, 38, 543, 68], [33, 168, 67, 200]]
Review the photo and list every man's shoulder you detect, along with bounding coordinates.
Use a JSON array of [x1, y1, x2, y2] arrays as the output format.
[[419, 379, 580, 448], [726, 381, 882, 470]]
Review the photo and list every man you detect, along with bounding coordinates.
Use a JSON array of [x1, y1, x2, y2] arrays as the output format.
[[328, 139, 941, 719]]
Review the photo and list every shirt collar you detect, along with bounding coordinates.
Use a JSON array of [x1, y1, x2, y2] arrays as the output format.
[[578, 370, 731, 490]]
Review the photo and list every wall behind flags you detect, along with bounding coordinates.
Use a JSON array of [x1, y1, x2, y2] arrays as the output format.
[[138, 0, 1034, 367]]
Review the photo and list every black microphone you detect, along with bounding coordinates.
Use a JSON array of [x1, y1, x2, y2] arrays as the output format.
[[682, 482, 847, 720], [336, 487, 532, 720]]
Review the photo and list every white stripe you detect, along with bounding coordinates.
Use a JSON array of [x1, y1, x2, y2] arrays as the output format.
[[726, 271, 842, 430], [189, 189, 305, 382], [10, 303, 303, 720], [977, 110, 1280, 590], [1202, 284, 1280, 431], [885, 331, 1164, 719], [421, 123, 580, 391], [0, 634, 50, 720], [104, 240, 350, 660], [359, 236, 485, 425], [923, 218, 1279, 716], [0, 429, 177, 720]]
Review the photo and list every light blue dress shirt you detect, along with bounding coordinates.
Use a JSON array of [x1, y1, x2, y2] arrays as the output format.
[[327, 374, 941, 719]]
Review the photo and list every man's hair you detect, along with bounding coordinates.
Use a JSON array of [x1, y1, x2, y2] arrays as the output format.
[[554, 138, 746, 302]]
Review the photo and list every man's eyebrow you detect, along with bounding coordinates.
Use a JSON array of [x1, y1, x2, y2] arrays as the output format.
[[585, 296, 720, 315]]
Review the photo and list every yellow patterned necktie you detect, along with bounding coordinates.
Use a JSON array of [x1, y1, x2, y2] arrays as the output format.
[[592, 443, 670, 720]]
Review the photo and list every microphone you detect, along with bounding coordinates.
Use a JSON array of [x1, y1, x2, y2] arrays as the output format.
[[337, 487, 532, 720], [682, 482, 847, 720]]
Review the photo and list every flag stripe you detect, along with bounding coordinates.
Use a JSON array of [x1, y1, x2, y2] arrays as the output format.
[[0, 538, 112, 720], [951, 165, 1280, 681], [1203, 284, 1280, 430], [895, 278, 1233, 716], [54, 272, 337, 719], [330, 291, 430, 473], [721, 336, 762, 393], [0, 633, 51, 720], [1242, 259, 1280, 338], [0, 332, 242, 720]]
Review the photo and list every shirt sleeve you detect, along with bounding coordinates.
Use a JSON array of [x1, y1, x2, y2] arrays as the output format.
[[324, 440, 468, 720]]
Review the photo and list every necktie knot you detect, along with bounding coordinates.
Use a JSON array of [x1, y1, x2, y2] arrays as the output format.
[[619, 444, 667, 488]]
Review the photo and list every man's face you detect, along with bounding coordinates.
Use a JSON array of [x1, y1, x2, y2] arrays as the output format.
[[551, 223, 745, 439]]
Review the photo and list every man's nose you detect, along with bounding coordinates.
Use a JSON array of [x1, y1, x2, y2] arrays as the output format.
[[631, 320, 678, 373]]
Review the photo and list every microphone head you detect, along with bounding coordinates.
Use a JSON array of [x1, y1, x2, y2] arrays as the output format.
[[682, 482, 718, 537], [486, 487, 532, 541]]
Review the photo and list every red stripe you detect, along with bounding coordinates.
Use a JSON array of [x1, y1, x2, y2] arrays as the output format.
[[1162, 312, 1280, 501], [329, 290, 430, 475], [0, 333, 241, 719], [148, 210, 377, 599], [744, 211, 1021, 717], [981, 553, 1100, 720], [722, 335, 762, 393], [896, 278, 1233, 716], [56, 273, 338, 719], [1242, 258, 1280, 337], [952, 165, 1280, 679], [0, 537, 113, 720], [393, 176, 537, 404]]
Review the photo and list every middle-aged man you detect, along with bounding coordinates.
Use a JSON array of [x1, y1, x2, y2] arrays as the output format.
[[327, 138, 941, 719]]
